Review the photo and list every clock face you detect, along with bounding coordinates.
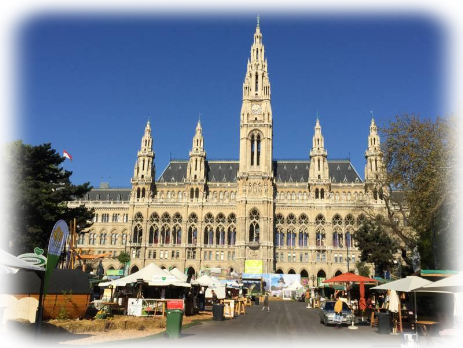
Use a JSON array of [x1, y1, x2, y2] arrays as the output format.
[[251, 104, 262, 115]]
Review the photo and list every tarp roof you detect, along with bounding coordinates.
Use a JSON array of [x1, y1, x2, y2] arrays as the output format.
[[0, 249, 44, 274], [415, 273, 463, 293], [99, 263, 190, 288], [371, 276, 432, 292], [196, 274, 222, 287], [0, 269, 91, 295]]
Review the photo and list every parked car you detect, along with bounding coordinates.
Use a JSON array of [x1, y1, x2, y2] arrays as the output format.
[[319, 301, 354, 326]]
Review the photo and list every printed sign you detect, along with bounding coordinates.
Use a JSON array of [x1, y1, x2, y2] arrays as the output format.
[[48, 220, 69, 256], [44, 220, 69, 295], [167, 300, 184, 310], [107, 269, 124, 276], [18, 247, 47, 267], [152, 275, 178, 282], [244, 260, 263, 274]]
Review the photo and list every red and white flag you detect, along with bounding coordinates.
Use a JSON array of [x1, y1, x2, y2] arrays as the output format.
[[63, 149, 73, 162]]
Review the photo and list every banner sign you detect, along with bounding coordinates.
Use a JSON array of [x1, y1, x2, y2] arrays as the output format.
[[152, 275, 178, 282], [18, 247, 47, 267], [244, 260, 263, 274], [44, 220, 69, 295], [167, 300, 184, 310], [107, 269, 124, 276]]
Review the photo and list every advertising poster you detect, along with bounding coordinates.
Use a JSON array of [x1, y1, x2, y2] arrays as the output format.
[[44, 220, 69, 295], [269, 274, 301, 297], [244, 260, 263, 274]]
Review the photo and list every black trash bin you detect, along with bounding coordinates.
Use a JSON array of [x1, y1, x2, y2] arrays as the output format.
[[255, 297, 260, 305], [212, 304, 225, 321], [378, 312, 391, 334]]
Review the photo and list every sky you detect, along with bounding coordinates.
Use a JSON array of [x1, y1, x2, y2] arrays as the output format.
[[17, 13, 445, 188]]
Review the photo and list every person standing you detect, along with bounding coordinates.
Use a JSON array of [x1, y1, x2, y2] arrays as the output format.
[[334, 295, 343, 329], [262, 292, 270, 312], [211, 290, 218, 304]]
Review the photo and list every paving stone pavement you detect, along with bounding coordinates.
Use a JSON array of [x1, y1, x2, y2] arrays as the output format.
[[89, 301, 457, 348]]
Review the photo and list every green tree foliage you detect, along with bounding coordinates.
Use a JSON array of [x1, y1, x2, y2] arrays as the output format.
[[117, 252, 130, 265], [355, 261, 371, 278], [354, 219, 399, 276], [4, 141, 94, 254], [381, 115, 455, 269]]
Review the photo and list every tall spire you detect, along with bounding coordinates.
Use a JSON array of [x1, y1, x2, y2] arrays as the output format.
[[187, 119, 206, 183], [131, 120, 156, 201], [241, 17, 270, 101], [365, 117, 383, 183], [309, 118, 329, 183]]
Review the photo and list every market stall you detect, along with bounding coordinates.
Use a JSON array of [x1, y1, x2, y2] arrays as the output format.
[[98, 263, 191, 316]]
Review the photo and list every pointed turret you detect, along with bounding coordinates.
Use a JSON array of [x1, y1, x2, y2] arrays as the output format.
[[364, 118, 383, 183], [238, 16, 273, 177], [187, 118, 206, 183], [131, 121, 155, 201], [309, 118, 329, 182]]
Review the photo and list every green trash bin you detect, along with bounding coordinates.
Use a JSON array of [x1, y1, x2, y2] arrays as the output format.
[[166, 309, 183, 338]]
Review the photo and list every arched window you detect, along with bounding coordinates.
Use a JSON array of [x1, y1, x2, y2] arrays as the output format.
[[286, 214, 296, 225], [299, 227, 308, 247], [121, 233, 127, 246], [149, 225, 158, 245], [188, 226, 197, 245], [195, 188, 199, 199], [321, 188, 324, 199], [250, 134, 255, 166], [256, 134, 261, 166], [204, 213, 214, 224], [142, 188, 146, 198], [216, 226, 225, 245], [111, 233, 117, 245], [286, 227, 296, 247], [134, 212, 144, 223], [249, 209, 260, 242], [132, 225, 142, 243], [136, 188, 140, 199], [298, 214, 309, 225], [275, 227, 284, 247], [161, 213, 171, 224], [315, 188, 319, 199], [204, 226, 214, 245], [216, 213, 226, 224], [227, 226, 236, 245], [190, 188, 194, 199], [161, 225, 170, 245], [173, 225, 181, 245]]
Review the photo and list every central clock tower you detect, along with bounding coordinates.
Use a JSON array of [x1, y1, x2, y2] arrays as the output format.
[[237, 17, 274, 274]]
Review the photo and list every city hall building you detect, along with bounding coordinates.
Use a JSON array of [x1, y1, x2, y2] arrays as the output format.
[[69, 20, 385, 283]]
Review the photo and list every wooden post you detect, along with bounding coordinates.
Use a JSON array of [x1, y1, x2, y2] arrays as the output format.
[[398, 295, 403, 333]]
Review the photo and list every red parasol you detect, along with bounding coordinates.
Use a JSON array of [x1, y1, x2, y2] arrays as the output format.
[[323, 273, 377, 311], [323, 273, 377, 283]]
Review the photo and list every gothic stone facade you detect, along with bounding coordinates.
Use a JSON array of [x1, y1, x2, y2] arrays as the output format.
[[69, 22, 385, 280]]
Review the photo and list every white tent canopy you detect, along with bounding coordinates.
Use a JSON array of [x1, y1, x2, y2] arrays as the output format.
[[288, 280, 303, 291], [99, 263, 190, 287], [168, 267, 199, 285], [0, 249, 44, 274], [196, 274, 222, 287], [414, 273, 463, 293], [371, 276, 432, 292]]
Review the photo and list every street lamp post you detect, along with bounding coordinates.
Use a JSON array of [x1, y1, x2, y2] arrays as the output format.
[[311, 274, 316, 287]]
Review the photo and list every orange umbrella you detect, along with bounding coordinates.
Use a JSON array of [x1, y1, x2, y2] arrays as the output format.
[[324, 273, 378, 311]]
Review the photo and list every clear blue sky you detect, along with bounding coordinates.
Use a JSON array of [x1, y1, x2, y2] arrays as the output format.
[[18, 13, 444, 188]]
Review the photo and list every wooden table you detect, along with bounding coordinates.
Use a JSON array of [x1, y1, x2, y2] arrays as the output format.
[[416, 320, 440, 344]]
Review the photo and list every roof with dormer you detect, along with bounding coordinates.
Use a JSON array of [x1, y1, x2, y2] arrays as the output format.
[[157, 159, 362, 184]]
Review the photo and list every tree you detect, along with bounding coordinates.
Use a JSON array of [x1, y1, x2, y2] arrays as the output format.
[[355, 261, 371, 278], [354, 219, 399, 277], [117, 252, 130, 265], [383, 103, 463, 269], [4, 141, 94, 254]]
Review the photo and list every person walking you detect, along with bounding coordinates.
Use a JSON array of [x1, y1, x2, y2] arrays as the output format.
[[334, 295, 343, 329], [262, 293, 270, 312]]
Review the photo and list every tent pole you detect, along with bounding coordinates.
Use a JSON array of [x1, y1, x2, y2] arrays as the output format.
[[414, 292, 418, 343]]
